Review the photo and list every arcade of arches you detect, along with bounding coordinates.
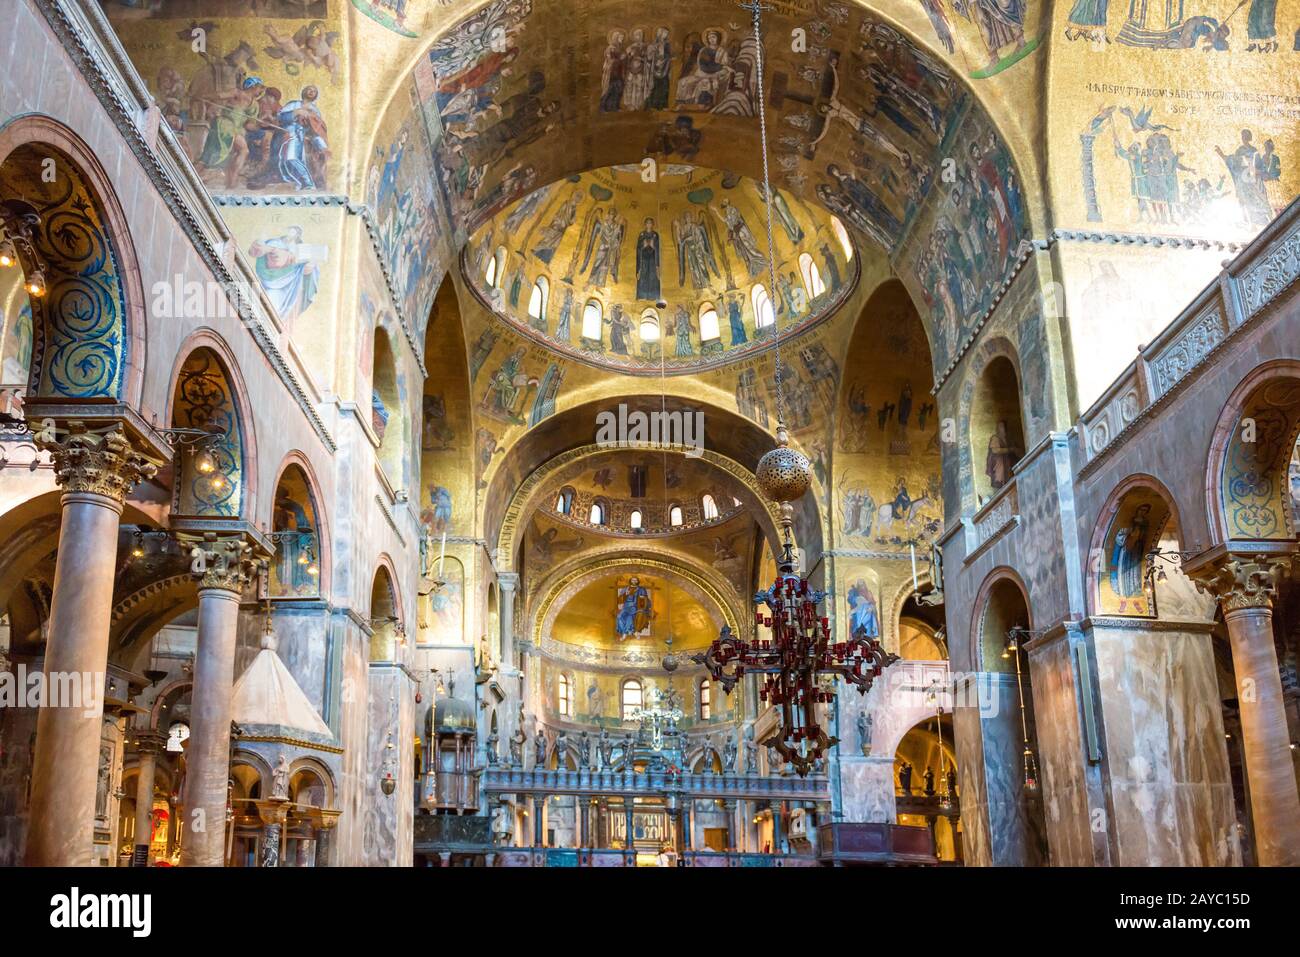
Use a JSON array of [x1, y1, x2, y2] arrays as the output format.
[[0, 0, 1298, 869]]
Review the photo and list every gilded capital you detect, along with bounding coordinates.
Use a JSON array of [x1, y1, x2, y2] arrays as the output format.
[[179, 532, 258, 593], [33, 419, 160, 504], [1191, 556, 1291, 613]]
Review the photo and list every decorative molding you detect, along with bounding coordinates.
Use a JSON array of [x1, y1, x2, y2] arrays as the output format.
[[1149, 304, 1226, 400], [1238, 217, 1300, 318]]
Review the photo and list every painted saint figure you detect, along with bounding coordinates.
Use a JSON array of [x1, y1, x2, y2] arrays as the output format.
[[673, 209, 720, 288], [847, 580, 880, 639], [635, 218, 662, 302], [249, 226, 324, 324], [985, 420, 1020, 492], [531, 190, 582, 264], [713, 199, 767, 277], [580, 207, 626, 286], [1109, 503, 1151, 599], [615, 576, 653, 639]]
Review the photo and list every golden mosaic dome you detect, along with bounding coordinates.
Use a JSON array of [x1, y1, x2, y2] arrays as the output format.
[[463, 164, 857, 374]]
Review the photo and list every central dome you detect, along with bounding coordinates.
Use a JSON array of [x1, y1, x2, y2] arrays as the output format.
[[462, 165, 857, 375]]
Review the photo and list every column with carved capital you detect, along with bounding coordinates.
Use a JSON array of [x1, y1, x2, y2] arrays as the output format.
[[180, 534, 257, 867], [131, 730, 167, 866], [25, 421, 159, 866], [498, 572, 519, 672], [1193, 555, 1300, 866]]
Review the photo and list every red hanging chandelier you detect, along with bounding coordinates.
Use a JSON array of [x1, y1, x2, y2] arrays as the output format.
[[689, 1, 898, 777], [692, 494, 897, 777]]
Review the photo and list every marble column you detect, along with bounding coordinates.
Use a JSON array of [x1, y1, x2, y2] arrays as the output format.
[[180, 535, 256, 867], [498, 573, 518, 672], [25, 421, 159, 866], [624, 802, 635, 863], [533, 794, 544, 846], [1193, 556, 1300, 866], [131, 730, 167, 866], [722, 800, 736, 851]]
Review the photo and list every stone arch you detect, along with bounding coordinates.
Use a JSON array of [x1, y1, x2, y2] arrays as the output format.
[[268, 452, 330, 599], [287, 755, 336, 809], [958, 336, 1026, 512], [0, 115, 147, 407], [368, 559, 404, 662], [969, 566, 1032, 673], [1205, 359, 1300, 545], [1085, 473, 1212, 622], [164, 332, 257, 521], [495, 440, 783, 575]]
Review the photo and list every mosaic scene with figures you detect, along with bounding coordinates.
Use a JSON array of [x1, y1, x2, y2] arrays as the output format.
[[1, 0, 1299, 894]]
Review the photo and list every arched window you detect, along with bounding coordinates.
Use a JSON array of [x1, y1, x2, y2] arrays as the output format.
[[557, 673, 573, 717], [629, 509, 643, 530], [699, 680, 712, 720], [699, 303, 721, 342], [527, 276, 549, 321], [621, 679, 643, 722], [831, 216, 853, 260], [581, 299, 603, 341], [639, 308, 660, 342], [669, 505, 684, 527], [701, 494, 719, 521], [751, 284, 775, 330], [485, 246, 506, 288], [555, 486, 575, 515], [166, 722, 190, 753], [798, 252, 826, 297], [589, 500, 606, 525]]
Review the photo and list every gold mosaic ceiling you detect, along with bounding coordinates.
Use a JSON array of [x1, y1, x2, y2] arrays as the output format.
[[463, 164, 857, 374]]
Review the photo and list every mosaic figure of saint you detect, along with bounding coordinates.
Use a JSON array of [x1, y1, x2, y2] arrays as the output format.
[[580, 207, 626, 286], [615, 576, 653, 639], [713, 199, 767, 277], [531, 190, 582, 264]]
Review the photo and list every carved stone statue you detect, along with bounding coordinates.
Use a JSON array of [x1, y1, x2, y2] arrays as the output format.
[[945, 767, 957, 797], [486, 729, 500, 766], [923, 765, 936, 796], [766, 742, 781, 776], [857, 710, 872, 756], [598, 728, 613, 770], [898, 761, 913, 794], [491, 801, 513, 845], [744, 727, 758, 775], [578, 731, 591, 769], [534, 728, 547, 768], [555, 730, 569, 769], [509, 723, 525, 767], [722, 733, 737, 772], [622, 733, 636, 770], [271, 752, 290, 800]]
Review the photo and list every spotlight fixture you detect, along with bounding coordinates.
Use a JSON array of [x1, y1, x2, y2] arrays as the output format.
[[194, 447, 217, 475]]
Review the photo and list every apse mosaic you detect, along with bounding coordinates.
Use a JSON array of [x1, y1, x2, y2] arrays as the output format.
[[1095, 489, 1171, 617], [102, 1, 345, 193], [464, 165, 856, 374], [1, 146, 127, 400]]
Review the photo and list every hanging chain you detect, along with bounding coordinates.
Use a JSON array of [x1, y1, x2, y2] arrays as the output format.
[[744, 0, 787, 432]]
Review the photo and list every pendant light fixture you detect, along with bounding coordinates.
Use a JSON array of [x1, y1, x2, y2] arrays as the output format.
[[692, 0, 897, 777]]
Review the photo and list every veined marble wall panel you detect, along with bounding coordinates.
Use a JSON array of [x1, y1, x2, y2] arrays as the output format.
[[953, 682, 990, 866], [980, 673, 1049, 866], [363, 664, 413, 866], [1026, 631, 1101, 866], [1089, 620, 1237, 866], [334, 617, 369, 866], [837, 756, 896, 824]]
